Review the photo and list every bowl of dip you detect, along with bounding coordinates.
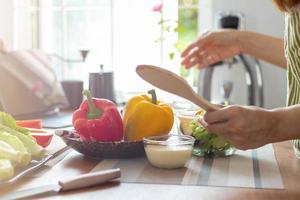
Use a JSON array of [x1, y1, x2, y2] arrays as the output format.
[[143, 135, 195, 169]]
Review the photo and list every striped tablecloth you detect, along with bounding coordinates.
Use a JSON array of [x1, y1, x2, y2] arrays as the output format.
[[30, 137, 283, 190], [90, 144, 284, 189], [0, 135, 285, 200]]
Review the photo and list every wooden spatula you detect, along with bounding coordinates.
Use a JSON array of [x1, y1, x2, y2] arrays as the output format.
[[136, 65, 219, 112]]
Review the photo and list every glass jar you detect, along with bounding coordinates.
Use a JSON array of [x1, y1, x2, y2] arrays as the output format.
[[192, 141, 236, 157], [293, 140, 300, 159]]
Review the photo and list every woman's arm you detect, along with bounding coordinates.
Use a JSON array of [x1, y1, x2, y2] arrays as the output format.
[[238, 31, 286, 69], [271, 105, 300, 141], [202, 105, 300, 150], [181, 30, 287, 69]]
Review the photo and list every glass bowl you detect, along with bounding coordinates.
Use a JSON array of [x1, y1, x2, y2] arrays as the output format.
[[176, 110, 236, 157], [293, 140, 300, 159], [143, 135, 195, 169]]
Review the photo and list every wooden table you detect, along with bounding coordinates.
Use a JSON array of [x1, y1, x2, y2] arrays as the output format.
[[1, 135, 300, 200]]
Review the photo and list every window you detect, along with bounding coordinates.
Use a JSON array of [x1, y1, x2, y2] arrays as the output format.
[[14, 0, 199, 95], [178, 0, 199, 86]]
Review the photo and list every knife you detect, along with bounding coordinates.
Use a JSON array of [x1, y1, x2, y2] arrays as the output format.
[[0, 168, 121, 200], [0, 146, 71, 186]]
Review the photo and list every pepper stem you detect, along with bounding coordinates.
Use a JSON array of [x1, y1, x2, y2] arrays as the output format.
[[82, 89, 103, 119], [148, 89, 157, 104]]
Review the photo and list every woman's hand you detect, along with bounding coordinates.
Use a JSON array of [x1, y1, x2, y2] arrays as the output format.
[[181, 29, 241, 69], [202, 106, 278, 150]]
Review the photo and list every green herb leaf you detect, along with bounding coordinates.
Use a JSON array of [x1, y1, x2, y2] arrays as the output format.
[[0, 112, 29, 135]]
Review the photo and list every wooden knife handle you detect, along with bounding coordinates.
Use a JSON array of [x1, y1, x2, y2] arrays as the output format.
[[59, 168, 121, 191]]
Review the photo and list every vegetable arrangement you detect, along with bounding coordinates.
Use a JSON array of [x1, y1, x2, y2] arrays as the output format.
[[0, 112, 45, 181], [72, 89, 174, 142]]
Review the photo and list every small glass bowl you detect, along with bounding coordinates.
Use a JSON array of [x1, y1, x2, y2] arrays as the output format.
[[293, 140, 300, 159], [143, 135, 195, 169]]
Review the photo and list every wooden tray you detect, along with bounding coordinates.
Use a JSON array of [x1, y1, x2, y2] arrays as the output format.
[[55, 130, 145, 159]]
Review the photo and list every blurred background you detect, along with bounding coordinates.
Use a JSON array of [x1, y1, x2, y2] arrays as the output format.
[[0, 0, 286, 118]]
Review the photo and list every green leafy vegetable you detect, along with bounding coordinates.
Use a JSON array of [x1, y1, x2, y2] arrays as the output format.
[[0, 131, 31, 166], [0, 124, 45, 160], [0, 112, 29, 135], [0, 111, 45, 160], [0, 112, 46, 181], [190, 120, 232, 153], [0, 140, 23, 164], [0, 159, 14, 181]]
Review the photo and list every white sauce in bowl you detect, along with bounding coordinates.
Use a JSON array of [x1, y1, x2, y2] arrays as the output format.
[[145, 145, 193, 169]]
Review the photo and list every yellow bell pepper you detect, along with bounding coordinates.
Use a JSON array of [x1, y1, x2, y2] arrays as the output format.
[[123, 90, 174, 141]]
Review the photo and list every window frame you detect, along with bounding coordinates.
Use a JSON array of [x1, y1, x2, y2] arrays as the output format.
[[14, 0, 200, 92]]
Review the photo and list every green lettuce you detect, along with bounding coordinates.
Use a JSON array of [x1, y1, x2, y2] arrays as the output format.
[[190, 120, 231, 152], [0, 131, 31, 166], [0, 159, 14, 181], [0, 112, 45, 160], [0, 124, 45, 160], [0, 140, 23, 164], [0, 112, 29, 135], [0, 112, 46, 181]]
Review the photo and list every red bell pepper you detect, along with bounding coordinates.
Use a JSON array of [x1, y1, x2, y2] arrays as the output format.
[[72, 90, 123, 142]]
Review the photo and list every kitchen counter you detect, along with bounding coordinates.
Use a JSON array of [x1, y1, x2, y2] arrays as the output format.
[[1, 135, 300, 200]]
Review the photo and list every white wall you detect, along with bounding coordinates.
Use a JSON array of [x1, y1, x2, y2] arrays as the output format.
[[0, 0, 14, 50], [199, 0, 287, 108]]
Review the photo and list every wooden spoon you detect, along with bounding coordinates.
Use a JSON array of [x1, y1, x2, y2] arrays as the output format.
[[136, 65, 219, 112]]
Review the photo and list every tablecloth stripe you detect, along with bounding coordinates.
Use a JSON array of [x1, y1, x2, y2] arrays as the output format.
[[252, 150, 262, 188], [208, 156, 230, 187], [181, 157, 204, 184], [197, 157, 214, 185], [256, 144, 284, 189], [227, 149, 255, 188]]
